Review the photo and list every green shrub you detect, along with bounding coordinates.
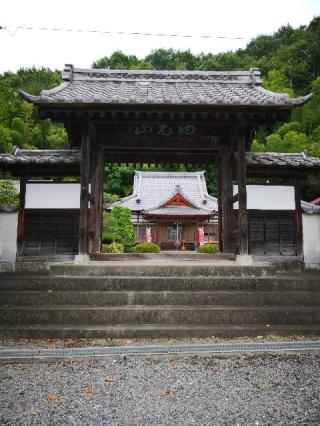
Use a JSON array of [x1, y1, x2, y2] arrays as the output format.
[[102, 211, 119, 243], [111, 205, 135, 245], [135, 242, 160, 253], [101, 242, 124, 253], [196, 243, 219, 253], [102, 206, 135, 246], [124, 242, 137, 253], [0, 180, 19, 208]]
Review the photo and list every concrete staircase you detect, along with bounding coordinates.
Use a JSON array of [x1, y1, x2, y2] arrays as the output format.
[[0, 263, 319, 338]]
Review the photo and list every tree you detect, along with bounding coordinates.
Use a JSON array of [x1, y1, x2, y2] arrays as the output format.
[[102, 205, 135, 246], [263, 69, 294, 96], [0, 180, 19, 207], [111, 205, 135, 245]]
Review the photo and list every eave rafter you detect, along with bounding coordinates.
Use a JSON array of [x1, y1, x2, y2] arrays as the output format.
[[39, 106, 292, 125]]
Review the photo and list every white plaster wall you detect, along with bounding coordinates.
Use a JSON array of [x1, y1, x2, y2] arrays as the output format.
[[233, 185, 295, 210], [0, 211, 18, 262], [25, 183, 80, 209], [303, 214, 320, 266]]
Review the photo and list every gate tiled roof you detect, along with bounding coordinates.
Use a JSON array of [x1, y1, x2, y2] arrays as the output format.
[[20, 65, 312, 107]]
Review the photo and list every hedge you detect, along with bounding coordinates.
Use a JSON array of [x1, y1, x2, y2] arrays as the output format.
[[135, 242, 160, 253], [196, 243, 219, 253]]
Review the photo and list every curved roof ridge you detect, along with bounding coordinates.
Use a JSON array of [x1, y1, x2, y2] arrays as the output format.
[[137, 171, 204, 177], [256, 86, 313, 106], [19, 82, 70, 103], [64, 65, 256, 80]]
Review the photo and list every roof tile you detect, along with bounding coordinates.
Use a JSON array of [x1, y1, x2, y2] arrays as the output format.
[[19, 66, 312, 107]]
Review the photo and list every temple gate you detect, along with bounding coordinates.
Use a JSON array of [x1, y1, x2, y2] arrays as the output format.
[[1, 65, 318, 261]]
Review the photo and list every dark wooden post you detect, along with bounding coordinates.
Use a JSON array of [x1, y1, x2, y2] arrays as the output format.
[[16, 173, 27, 258], [89, 145, 104, 254], [237, 130, 249, 255], [217, 163, 223, 252], [78, 124, 91, 257], [220, 148, 234, 253], [294, 178, 303, 256]]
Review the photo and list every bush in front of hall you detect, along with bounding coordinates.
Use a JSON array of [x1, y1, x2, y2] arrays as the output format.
[[101, 242, 124, 253], [124, 242, 137, 253], [135, 242, 160, 253], [196, 243, 219, 254]]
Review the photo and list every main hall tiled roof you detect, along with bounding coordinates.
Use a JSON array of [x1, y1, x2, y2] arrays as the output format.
[[114, 171, 218, 213], [19, 65, 312, 107]]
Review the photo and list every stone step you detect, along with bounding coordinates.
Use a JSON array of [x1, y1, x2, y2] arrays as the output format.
[[1, 290, 320, 307], [0, 305, 319, 325], [1, 275, 319, 292], [0, 323, 319, 339], [50, 263, 277, 278]]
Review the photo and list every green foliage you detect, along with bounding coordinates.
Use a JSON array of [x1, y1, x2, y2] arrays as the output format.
[[124, 242, 137, 253], [102, 211, 119, 243], [102, 206, 135, 246], [103, 192, 119, 204], [263, 69, 294, 96], [111, 205, 135, 244], [0, 126, 14, 153], [101, 242, 124, 253], [93, 51, 143, 70], [0, 180, 19, 207], [0, 68, 68, 152], [135, 242, 160, 253], [196, 243, 219, 253]]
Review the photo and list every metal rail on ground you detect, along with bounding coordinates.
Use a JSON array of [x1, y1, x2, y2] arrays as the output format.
[[0, 341, 320, 363]]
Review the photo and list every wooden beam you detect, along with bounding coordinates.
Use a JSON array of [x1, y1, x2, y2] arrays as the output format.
[[78, 124, 91, 255], [16, 174, 27, 258], [237, 129, 249, 256], [294, 178, 303, 256]]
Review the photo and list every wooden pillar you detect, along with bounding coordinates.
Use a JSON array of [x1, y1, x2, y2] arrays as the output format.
[[237, 131, 249, 255], [78, 125, 91, 256], [217, 163, 223, 252], [294, 178, 303, 256], [16, 173, 27, 258], [88, 145, 104, 254], [220, 149, 234, 253]]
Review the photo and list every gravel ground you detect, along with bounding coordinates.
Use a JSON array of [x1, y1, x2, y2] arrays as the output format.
[[0, 334, 319, 350], [0, 352, 319, 425]]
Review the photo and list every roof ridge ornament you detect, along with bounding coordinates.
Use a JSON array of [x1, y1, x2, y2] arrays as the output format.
[[62, 64, 74, 81], [250, 68, 262, 85]]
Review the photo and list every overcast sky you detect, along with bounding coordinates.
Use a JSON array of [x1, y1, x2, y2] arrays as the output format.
[[1, 0, 319, 73]]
